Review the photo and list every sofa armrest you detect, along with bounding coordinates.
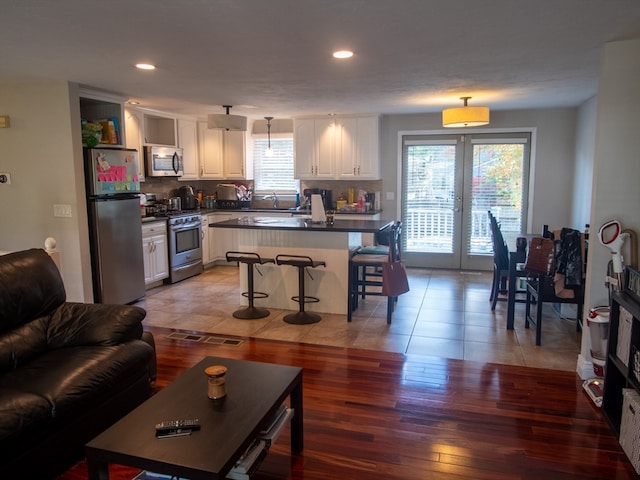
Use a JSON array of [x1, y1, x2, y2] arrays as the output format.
[[46, 303, 146, 348]]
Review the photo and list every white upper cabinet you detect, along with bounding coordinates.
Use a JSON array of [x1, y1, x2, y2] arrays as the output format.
[[340, 115, 380, 180], [79, 89, 126, 148], [294, 118, 337, 179], [124, 107, 145, 181], [143, 113, 177, 147], [178, 118, 199, 180], [197, 122, 224, 179], [223, 130, 247, 179], [196, 122, 249, 179], [294, 115, 380, 180]]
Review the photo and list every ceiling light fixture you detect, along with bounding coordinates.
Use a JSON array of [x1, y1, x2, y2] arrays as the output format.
[[333, 50, 353, 59], [264, 116, 274, 157], [207, 105, 247, 131], [135, 63, 156, 70], [442, 96, 490, 128]]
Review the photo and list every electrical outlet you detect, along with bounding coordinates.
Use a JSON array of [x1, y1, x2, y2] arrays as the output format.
[[0, 173, 11, 184], [53, 204, 72, 218]]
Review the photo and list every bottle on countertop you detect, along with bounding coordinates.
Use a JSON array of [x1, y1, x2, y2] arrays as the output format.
[[336, 193, 348, 211]]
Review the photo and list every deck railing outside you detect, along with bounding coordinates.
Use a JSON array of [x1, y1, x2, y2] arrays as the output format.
[[404, 207, 520, 254]]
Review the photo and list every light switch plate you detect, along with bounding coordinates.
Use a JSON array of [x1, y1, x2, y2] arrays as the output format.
[[385, 191, 394, 201], [0, 173, 11, 184], [53, 204, 72, 218]]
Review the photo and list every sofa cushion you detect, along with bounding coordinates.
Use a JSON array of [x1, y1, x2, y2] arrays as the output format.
[[47, 303, 146, 348], [0, 389, 53, 445], [0, 316, 48, 374], [0, 249, 65, 333], [0, 341, 153, 423]]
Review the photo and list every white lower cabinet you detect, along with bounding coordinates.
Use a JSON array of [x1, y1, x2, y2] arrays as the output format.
[[142, 221, 168, 285], [208, 213, 235, 262]]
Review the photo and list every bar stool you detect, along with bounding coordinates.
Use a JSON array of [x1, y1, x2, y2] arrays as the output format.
[[225, 251, 275, 319], [275, 254, 326, 325]]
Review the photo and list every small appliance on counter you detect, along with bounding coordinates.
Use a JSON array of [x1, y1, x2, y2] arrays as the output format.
[[217, 183, 239, 201], [303, 188, 332, 211], [168, 197, 181, 212], [178, 185, 199, 210]]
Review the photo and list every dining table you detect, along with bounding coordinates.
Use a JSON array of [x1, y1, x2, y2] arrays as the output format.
[[502, 232, 540, 330]]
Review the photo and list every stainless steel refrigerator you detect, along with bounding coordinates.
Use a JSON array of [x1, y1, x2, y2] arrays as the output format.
[[84, 147, 145, 304]]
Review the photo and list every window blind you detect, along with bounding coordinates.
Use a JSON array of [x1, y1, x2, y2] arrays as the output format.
[[253, 137, 297, 194]]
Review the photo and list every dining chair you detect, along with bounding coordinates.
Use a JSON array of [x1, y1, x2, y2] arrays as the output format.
[[488, 211, 528, 311], [524, 228, 585, 345], [488, 211, 510, 310], [348, 221, 402, 324]]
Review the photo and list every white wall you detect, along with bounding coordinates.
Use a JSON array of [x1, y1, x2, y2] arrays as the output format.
[[572, 97, 597, 229], [576, 38, 640, 379], [586, 38, 640, 310], [0, 79, 91, 301], [380, 108, 578, 233]]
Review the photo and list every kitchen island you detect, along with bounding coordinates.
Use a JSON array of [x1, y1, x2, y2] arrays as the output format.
[[210, 217, 393, 315]]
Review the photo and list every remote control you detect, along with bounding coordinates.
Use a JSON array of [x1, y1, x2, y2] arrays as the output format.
[[156, 428, 193, 439], [155, 419, 201, 433]]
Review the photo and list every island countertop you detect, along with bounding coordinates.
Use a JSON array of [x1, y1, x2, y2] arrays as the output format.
[[209, 216, 393, 233]]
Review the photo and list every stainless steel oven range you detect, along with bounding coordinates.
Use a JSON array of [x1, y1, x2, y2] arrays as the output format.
[[165, 212, 203, 284]]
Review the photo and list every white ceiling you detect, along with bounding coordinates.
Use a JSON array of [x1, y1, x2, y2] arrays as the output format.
[[2, 0, 640, 120]]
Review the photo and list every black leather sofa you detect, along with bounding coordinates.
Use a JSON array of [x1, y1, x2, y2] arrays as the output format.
[[0, 249, 156, 478]]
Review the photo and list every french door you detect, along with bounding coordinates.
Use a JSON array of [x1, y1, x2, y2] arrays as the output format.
[[401, 132, 530, 270]]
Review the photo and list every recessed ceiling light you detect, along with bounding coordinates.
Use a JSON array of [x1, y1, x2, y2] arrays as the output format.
[[135, 63, 156, 70], [333, 50, 353, 59], [127, 100, 140, 105]]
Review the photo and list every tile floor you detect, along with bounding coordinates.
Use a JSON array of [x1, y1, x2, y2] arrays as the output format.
[[135, 265, 583, 371]]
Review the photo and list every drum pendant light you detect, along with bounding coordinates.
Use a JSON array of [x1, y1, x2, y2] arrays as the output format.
[[207, 105, 247, 131], [442, 97, 490, 128], [264, 116, 274, 156]]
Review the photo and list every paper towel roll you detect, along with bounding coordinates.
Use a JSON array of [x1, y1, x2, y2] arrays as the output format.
[[311, 194, 325, 223]]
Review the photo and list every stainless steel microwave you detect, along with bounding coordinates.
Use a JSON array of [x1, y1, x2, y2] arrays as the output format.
[[145, 146, 183, 177]]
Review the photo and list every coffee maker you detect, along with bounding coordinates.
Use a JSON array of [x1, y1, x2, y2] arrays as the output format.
[[303, 188, 332, 210], [178, 185, 198, 210]]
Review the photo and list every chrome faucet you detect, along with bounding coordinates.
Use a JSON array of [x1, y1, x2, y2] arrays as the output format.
[[262, 191, 279, 208]]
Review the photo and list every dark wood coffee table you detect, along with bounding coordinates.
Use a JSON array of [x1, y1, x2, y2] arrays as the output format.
[[86, 356, 303, 480]]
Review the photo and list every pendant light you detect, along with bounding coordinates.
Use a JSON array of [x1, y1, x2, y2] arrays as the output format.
[[264, 116, 274, 157], [207, 105, 247, 131], [442, 97, 490, 128]]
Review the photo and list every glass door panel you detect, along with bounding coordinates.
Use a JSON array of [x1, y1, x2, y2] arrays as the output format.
[[402, 138, 463, 268], [402, 133, 530, 270]]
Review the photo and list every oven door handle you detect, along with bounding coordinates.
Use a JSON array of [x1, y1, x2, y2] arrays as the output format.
[[170, 223, 200, 233]]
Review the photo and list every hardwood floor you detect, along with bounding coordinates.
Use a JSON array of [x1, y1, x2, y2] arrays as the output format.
[[58, 325, 635, 480]]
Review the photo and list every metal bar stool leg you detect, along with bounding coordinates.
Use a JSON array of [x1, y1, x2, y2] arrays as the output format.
[[276, 254, 325, 325], [226, 251, 274, 320]]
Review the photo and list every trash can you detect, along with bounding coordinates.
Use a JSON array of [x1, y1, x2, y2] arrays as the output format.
[[587, 306, 610, 364]]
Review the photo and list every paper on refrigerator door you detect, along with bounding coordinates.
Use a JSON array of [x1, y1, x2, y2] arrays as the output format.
[[311, 194, 325, 223]]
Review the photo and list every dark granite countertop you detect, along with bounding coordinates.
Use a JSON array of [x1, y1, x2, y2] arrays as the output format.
[[209, 216, 392, 233], [202, 208, 381, 215]]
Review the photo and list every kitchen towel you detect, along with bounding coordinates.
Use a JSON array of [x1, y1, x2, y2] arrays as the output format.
[[311, 194, 325, 223]]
